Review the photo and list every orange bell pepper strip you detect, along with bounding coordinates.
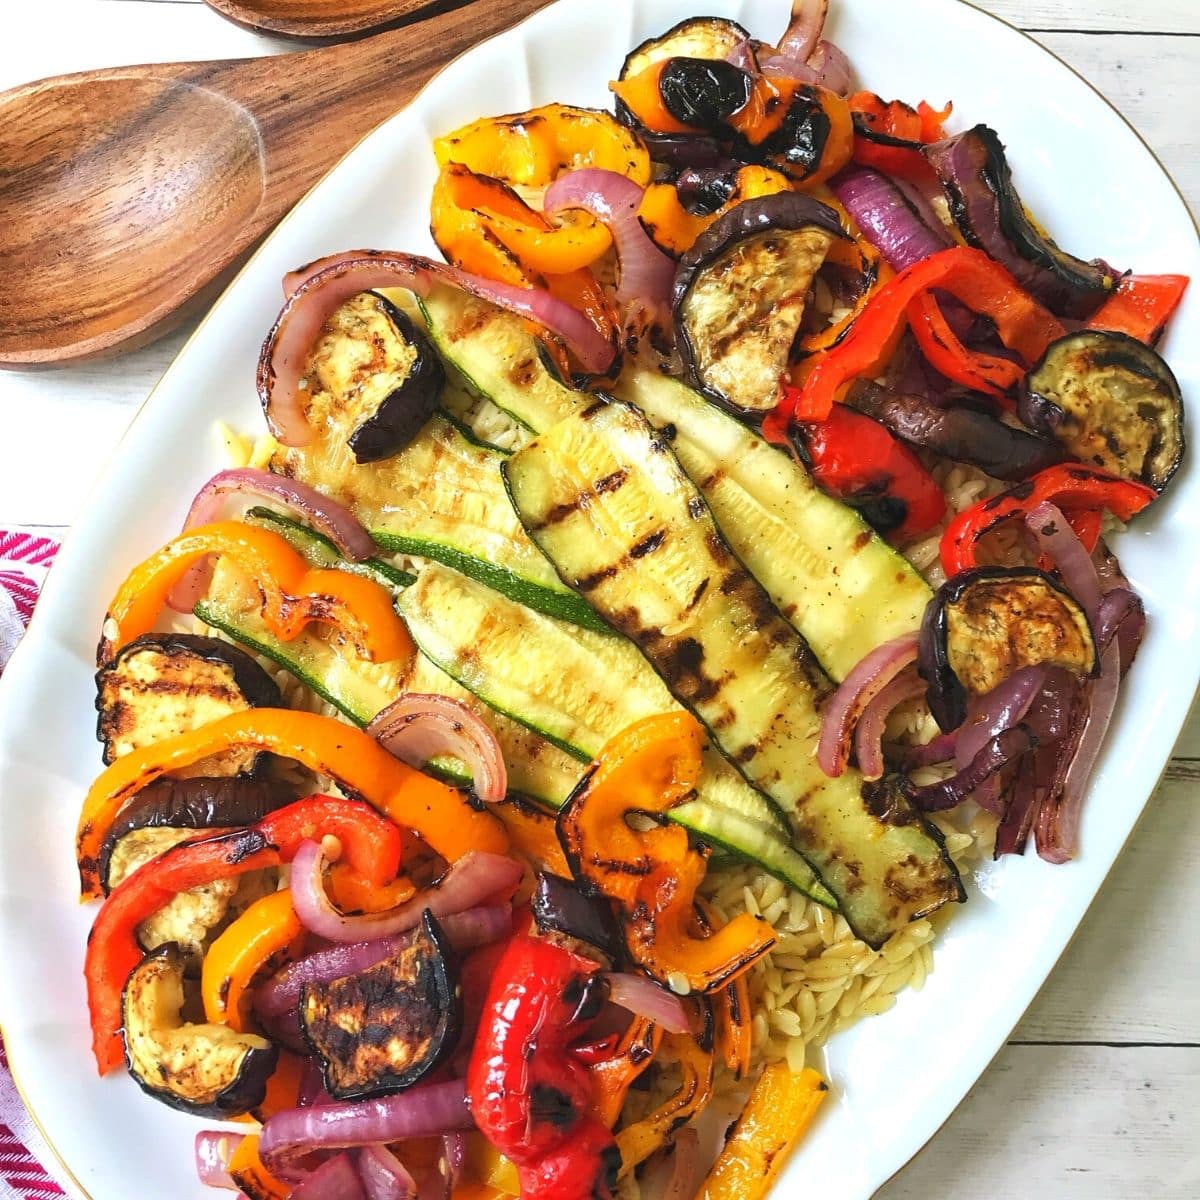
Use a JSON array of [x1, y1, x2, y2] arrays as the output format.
[[229, 1134, 290, 1200], [766, 246, 1065, 438], [638, 165, 792, 258], [558, 712, 776, 994], [434, 103, 651, 188], [1086, 273, 1190, 345], [443, 163, 612, 276], [696, 1065, 829, 1200], [585, 1015, 663, 1129], [609, 64, 702, 136], [240, 1050, 308, 1125], [694, 900, 753, 1078], [76, 708, 508, 899], [98, 520, 413, 667], [491, 795, 571, 877], [464, 1133, 522, 1196], [325, 861, 416, 913], [201, 888, 305, 1031], [614, 1031, 715, 1176]]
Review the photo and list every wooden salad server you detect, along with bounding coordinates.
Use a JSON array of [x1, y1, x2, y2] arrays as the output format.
[[0, 0, 550, 368], [204, 0, 452, 40]]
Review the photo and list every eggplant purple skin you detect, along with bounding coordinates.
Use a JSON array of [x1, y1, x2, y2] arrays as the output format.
[[918, 566, 1096, 733], [346, 295, 446, 464], [98, 776, 293, 893], [924, 126, 1114, 319], [1019, 329, 1185, 493], [671, 192, 847, 415], [531, 872, 623, 960], [846, 380, 1065, 481]]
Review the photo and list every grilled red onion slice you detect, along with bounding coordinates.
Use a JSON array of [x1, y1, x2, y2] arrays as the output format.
[[908, 725, 1037, 812], [852, 667, 926, 781], [1025, 501, 1102, 618], [818, 632, 920, 777], [292, 1153, 367, 1200], [194, 1131, 244, 1190], [441, 1133, 467, 1193], [1095, 587, 1146, 676], [806, 39, 853, 94], [367, 694, 506, 804], [167, 467, 375, 612], [604, 972, 689, 1033], [954, 665, 1046, 784], [290, 842, 522, 944], [833, 167, 951, 272], [260, 252, 617, 446], [726, 39, 762, 74], [544, 169, 676, 314], [357, 1144, 417, 1200], [778, 0, 828, 63], [259, 1080, 473, 1180], [1035, 639, 1121, 863], [898, 730, 958, 770], [759, 54, 819, 83], [255, 904, 511, 1021]]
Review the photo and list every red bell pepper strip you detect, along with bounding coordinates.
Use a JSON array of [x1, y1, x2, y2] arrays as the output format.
[[795, 402, 947, 544], [85, 797, 400, 1075], [847, 93, 952, 180], [906, 291, 1025, 398], [764, 246, 1066, 439], [467, 936, 618, 1200], [1086, 273, 1189, 345], [939, 464, 1157, 578]]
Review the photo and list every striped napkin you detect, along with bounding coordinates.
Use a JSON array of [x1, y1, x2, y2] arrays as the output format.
[[0, 527, 66, 1199]]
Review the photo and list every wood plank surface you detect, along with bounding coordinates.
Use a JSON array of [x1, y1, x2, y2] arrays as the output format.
[[981, 0, 1198, 32]]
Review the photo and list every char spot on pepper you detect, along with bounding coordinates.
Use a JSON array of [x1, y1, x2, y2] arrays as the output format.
[[529, 1083, 577, 1129]]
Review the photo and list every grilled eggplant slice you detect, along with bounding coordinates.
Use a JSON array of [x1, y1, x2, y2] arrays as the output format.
[[673, 193, 845, 414], [619, 16, 750, 81], [920, 567, 1099, 731], [1020, 330, 1184, 492], [95, 633, 281, 775], [301, 910, 461, 1100], [123, 944, 277, 1117], [925, 126, 1114, 317], [291, 290, 444, 463], [504, 399, 963, 947]]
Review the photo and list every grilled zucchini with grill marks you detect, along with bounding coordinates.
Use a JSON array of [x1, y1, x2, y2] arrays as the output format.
[[396, 563, 832, 904], [290, 290, 445, 463], [504, 400, 963, 946], [273, 410, 604, 631], [419, 284, 932, 684], [194, 555, 581, 807], [301, 910, 461, 1100], [95, 633, 281, 776]]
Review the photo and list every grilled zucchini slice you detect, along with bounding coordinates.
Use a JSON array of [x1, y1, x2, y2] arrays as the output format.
[[272, 410, 604, 631], [195, 555, 581, 807], [504, 400, 963, 946], [123, 944, 277, 1117], [291, 290, 445, 463], [95, 632, 281, 775], [396, 563, 832, 904], [301, 910, 461, 1100]]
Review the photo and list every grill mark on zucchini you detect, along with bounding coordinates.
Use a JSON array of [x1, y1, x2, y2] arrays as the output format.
[[504, 401, 963, 947]]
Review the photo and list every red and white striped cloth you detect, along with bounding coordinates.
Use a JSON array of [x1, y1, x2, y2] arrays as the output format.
[[0, 527, 66, 1198]]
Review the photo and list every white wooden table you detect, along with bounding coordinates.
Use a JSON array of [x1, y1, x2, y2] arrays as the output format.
[[1, 2, 1197, 1196]]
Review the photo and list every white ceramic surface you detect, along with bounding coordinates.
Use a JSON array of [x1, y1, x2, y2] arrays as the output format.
[[0, 2, 1196, 1198]]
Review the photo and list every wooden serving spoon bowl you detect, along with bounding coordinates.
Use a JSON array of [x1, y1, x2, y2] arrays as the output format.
[[204, 0, 448, 40], [0, 0, 550, 368]]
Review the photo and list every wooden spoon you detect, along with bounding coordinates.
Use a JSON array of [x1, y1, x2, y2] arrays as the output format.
[[0, 0, 551, 368], [204, 0, 452, 40]]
